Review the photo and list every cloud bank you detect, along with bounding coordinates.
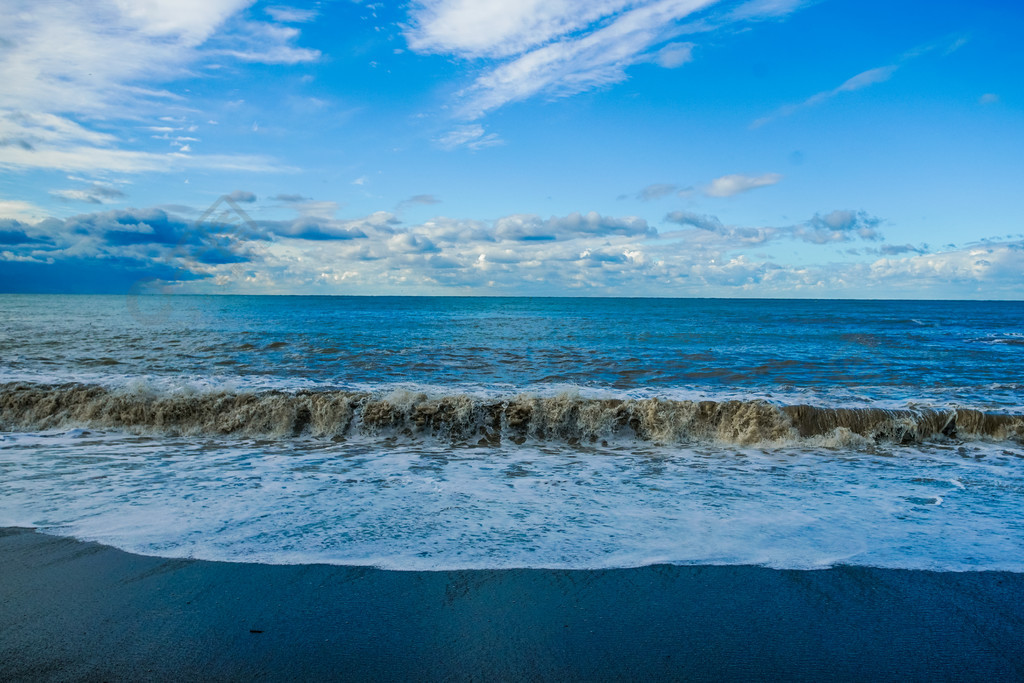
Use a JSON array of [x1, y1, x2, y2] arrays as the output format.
[[2, 203, 1019, 299]]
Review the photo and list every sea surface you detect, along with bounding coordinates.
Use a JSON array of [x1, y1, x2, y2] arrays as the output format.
[[1, 294, 1022, 570]]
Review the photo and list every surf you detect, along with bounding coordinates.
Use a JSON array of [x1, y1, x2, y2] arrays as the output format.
[[3, 381, 1021, 447]]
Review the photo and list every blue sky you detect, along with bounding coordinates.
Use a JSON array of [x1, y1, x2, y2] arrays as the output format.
[[1, 0, 1022, 297]]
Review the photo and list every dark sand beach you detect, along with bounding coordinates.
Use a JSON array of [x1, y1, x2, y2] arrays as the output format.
[[2, 527, 1022, 681]]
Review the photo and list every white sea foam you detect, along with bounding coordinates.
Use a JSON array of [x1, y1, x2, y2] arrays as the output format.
[[2, 430, 1022, 572]]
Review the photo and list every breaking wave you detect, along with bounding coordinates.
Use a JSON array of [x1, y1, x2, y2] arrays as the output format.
[[2, 381, 1022, 447]]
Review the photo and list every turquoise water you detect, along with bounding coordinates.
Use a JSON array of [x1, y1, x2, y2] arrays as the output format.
[[1, 294, 1022, 570]]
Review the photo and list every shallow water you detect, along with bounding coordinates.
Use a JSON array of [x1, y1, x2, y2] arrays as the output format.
[[1, 294, 1022, 570]]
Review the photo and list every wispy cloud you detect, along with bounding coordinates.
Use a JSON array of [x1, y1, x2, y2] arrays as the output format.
[[752, 36, 967, 128], [265, 5, 319, 24], [637, 183, 680, 201], [50, 183, 126, 205], [752, 66, 897, 128], [407, 0, 807, 122], [397, 194, 442, 210], [406, 0, 636, 59], [436, 124, 504, 150], [0, 0, 317, 175], [0, 131, 284, 174], [629, 173, 780, 200], [703, 172, 782, 197], [453, 0, 720, 119]]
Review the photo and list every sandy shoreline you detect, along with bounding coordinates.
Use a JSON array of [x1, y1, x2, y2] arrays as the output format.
[[2, 527, 1022, 681]]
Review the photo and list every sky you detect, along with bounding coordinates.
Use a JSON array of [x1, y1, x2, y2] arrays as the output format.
[[0, 0, 1022, 298]]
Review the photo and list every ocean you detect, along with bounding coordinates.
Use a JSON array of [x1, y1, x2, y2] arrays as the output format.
[[1, 294, 1022, 571]]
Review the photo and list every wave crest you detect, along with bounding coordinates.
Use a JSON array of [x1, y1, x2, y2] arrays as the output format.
[[1, 382, 1021, 446]]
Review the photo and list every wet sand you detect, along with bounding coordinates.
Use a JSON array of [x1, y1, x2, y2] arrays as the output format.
[[1, 527, 1022, 681]]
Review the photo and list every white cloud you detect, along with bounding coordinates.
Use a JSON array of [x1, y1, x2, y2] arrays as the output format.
[[796, 210, 882, 243], [665, 207, 882, 245], [0, 111, 117, 150], [0, 136, 283, 174], [664, 210, 725, 232], [111, 0, 252, 44], [0, 198, 49, 222], [835, 65, 897, 93], [979, 93, 999, 105], [211, 22, 321, 64], [493, 212, 653, 241], [654, 42, 694, 68], [729, 0, 807, 20], [50, 183, 126, 205], [265, 5, 318, 23], [1, 1, 236, 115], [405, 0, 634, 59], [0, 0, 317, 175], [453, 0, 719, 119], [704, 172, 781, 197], [436, 124, 504, 150], [9, 204, 1023, 297], [406, 0, 809, 134]]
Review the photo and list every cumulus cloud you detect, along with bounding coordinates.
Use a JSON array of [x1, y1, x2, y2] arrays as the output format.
[[494, 212, 654, 241], [796, 209, 882, 243], [8, 203, 1020, 298], [268, 218, 369, 241], [666, 208, 883, 245], [704, 172, 782, 197], [0, 218, 50, 245], [664, 210, 726, 233]]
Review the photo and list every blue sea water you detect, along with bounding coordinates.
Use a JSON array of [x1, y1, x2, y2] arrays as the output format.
[[1, 294, 1022, 570]]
